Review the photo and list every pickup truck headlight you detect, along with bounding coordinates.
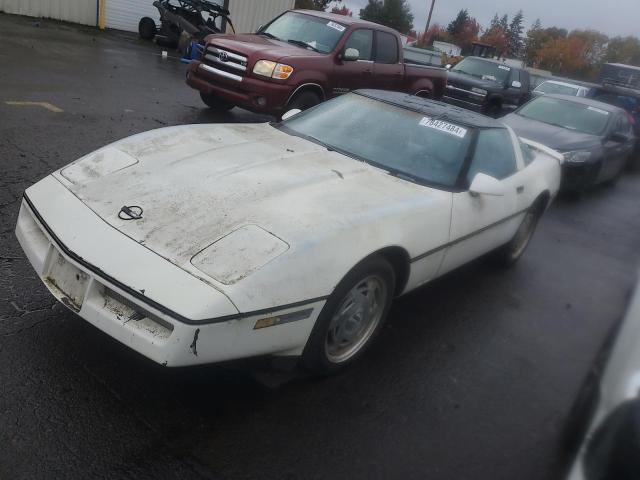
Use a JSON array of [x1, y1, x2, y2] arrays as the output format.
[[563, 150, 592, 163], [253, 60, 294, 79], [471, 87, 488, 96]]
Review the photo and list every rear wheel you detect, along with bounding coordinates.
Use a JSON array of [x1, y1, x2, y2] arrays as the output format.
[[199, 91, 235, 111], [138, 17, 157, 40], [301, 256, 395, 375]]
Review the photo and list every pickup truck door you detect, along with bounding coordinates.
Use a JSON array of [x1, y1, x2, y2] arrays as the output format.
[[330, 28, 376, 96], [439, 128, 525, 274], [371, 30, 404, 90], [502, 68, 528, 111]]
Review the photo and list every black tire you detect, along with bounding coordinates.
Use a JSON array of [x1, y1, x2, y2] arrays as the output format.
[[483, 101, 502, 118], [199, 91, 235, 111], [493, 200, 544, 268], [287, 90, 322, 112], [138, 17, 157, 40], [301, 256, 396, 375]]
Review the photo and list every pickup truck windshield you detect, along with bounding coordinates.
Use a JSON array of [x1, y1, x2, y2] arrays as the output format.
[[518, 96, 611, 135], [261, 12, 346, 54], [280, 93, 473, 188], [451, 58, 511, 85]]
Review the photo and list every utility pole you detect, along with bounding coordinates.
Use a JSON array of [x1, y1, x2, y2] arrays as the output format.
[[425, 0, 436, 36]]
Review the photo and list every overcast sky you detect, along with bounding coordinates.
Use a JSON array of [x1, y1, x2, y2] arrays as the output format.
[[342, 0, 638, 37]]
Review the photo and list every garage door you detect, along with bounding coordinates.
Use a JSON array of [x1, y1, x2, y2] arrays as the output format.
[[104, 0, 160, 32]]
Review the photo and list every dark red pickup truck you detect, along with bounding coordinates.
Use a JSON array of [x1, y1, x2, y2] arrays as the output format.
[[186, 9, 447, 116]]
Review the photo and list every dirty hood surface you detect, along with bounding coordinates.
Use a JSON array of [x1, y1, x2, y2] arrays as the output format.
[[54, 123, 439, 278]]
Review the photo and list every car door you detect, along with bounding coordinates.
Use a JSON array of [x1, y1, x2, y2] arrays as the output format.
[[503, 68, 525, 111], [601, 114, 634, 181], [330, 28, 375, 96], [439, 128, 526, 274], [371, 30, 403, 90]]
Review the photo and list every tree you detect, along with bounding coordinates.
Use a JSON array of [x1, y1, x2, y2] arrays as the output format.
[[606, 36, 640, 65], [360, 0, 414, 34], [499, 14, 509, 34], [480, 24, 507, 57], [415, 23, 443, 48], [330, 5, 352, 16], [506, 10, 524, 58], [294, 0, 338, 10], [536, 36, 586, 75], [523, 19, 543, 66], [447, 9, 469, 37]]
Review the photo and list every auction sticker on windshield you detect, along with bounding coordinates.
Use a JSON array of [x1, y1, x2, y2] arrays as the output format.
[[326, 21, 346, 32], [419, 117, 468, 138]]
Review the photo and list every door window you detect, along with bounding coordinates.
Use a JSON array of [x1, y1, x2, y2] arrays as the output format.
[[375, 31, 399, 64], [467, 129, 518, 183], [344, 29, 373, 61]]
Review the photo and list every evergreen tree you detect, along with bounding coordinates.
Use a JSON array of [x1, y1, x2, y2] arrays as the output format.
[[507, 10, 524, 58], [447, 9, 469, 37], [360, 0, 414, 34]]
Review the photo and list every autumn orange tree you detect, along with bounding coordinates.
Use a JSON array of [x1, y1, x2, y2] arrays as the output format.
[[536, 36, 587, 75]]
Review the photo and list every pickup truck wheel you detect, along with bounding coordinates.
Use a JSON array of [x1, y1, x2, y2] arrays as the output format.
[[483, 102, 501, 118], [301, 256, 395, 376], [287, 91, 321, 112], [199, 92, 235, 111], [138, 17, 157, 40]]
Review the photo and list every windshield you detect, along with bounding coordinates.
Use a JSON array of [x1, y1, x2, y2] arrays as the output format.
[[535, 82, 580, 96], [518, 96, 611, 135], [261, 11, 346, 54], [451, 57, 511, 85], [280, 93, 473, 189]]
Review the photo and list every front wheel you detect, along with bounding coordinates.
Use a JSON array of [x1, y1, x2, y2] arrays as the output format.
[[493, 203, 543, 267], [199, 91, 235, 111], [286, 90, 321, 112], [301, 257, 395, 375]]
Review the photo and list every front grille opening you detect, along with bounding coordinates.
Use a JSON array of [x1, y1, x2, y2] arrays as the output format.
[[103, 288, 174, 338]]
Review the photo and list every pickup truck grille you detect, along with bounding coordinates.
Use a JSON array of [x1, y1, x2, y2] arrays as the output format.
[[202, 46, 248, 75], [444, 84, 483, 104]]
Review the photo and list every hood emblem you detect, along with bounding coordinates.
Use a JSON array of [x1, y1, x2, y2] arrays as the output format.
[[118, 205, 143, 220], [218, 51, 228, 62]]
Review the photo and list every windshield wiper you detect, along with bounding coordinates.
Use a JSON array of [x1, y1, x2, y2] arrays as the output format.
[[287, 39, 320, 52], [259, 31, 279, 40]]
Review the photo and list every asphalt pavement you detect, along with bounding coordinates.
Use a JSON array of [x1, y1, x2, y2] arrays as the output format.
[[2, 13, 640, 480]]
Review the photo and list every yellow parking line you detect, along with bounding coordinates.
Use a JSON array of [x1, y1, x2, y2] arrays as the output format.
[[5, 101, 64, 113]]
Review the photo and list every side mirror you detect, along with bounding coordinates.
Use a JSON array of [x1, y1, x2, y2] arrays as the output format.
[[511, 80, 522, 89], [609, 132, 629, 143], [469, 173, 505, 197], [445, 64, 452, 70], [281, 108, 302, 121], [342, 47, 359, 61]]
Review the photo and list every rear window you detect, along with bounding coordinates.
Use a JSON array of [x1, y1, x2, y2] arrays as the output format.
[[375, 31, 398, 64], [535, 82, 580, 96]]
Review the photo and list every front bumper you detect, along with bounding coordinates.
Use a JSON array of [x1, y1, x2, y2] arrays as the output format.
[[15, 176, 324, 367], [186, 60, 294, 115], [561, 161, 601, 192]]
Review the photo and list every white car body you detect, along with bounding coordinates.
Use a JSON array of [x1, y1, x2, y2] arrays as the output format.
[[15, 107, 562, 367], [566, 275, 640, 479]]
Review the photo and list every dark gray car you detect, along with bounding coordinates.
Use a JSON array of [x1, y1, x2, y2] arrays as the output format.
[[501, 94, 636, 192]]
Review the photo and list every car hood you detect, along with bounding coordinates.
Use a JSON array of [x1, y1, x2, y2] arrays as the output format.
[[53, 123, 447, 289], [447, 71, 503, 92], [501, 113, 602, 151], [207, 34, 322, 62]]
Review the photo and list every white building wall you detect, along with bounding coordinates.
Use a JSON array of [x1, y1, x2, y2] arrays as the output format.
[[226, 0, 294, 34], [104, 0, 159, 32], [0, 0, 97, 26]]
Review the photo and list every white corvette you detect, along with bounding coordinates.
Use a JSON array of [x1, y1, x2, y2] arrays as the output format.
[[16, 91, 562, 374]]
